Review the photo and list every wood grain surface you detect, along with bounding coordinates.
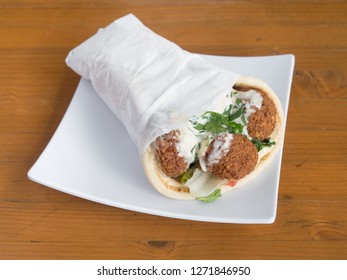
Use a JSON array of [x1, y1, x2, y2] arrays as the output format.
[[1, 0, 346, 259]]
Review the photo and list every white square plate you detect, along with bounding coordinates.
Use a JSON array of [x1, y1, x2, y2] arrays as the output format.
[[28, 54, 294, 223]]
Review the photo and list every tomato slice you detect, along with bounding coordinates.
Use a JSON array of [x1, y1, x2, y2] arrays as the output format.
[[226, 180, 238, 187]]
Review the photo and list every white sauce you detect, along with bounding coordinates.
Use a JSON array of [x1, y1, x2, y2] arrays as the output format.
[[204, 133, 234, 168], [175, 126, 199, 165], [242, 125, 250, 138], [238, 89, 263, 120], [198, 138, 211, 172], [172, 89, 263, 173]]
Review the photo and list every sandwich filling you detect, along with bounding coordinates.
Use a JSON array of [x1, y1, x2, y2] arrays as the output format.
[[154, 87, 278, 202]]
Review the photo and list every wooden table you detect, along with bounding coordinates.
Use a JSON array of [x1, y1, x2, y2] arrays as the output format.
[[1, 0, 346, 260]]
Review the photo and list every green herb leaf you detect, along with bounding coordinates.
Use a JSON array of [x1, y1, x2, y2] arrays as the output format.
[[241, 114, 247, 125], [193, 93, 248, 136], [230, 90, 238, 96], [195, 189, 222, 203], [194, 111, 244, 135], [251, 138, 276, 152], [195, 123, 205, 131], [227, 122, 243, 134], [223, 104, 233, 115], [228, 106, 244, 121]]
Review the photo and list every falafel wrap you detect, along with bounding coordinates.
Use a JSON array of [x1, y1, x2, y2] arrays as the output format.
[[66, 14, 284, 201]]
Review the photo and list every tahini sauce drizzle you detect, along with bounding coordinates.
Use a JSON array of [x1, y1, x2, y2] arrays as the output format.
[[176, 126, 199, 165], [203, 133, 234, 169], [238, 89, 263, 120], [175, 89, 263, 168]]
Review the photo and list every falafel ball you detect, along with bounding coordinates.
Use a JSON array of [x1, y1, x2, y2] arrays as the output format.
[[155, 130, 188, 177], [204, 133, 258, 180], [234, 86, 277, 141]]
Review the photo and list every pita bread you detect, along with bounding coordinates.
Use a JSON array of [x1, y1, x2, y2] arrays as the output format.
[[141, 76, 284, 200]]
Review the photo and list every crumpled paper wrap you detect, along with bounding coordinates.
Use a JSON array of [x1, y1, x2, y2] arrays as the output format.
[[65, 14, 240, 154]]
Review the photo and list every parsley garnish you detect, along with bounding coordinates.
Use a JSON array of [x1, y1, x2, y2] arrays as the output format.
[[193, 99, 245, 135], [230, 90, 238, 96], [251, 138, 276, 152]]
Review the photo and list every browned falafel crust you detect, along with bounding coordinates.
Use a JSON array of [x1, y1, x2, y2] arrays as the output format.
[[234, 86, 277, 141], [155, 130, 188, 177], [205, 134, 258, 180]]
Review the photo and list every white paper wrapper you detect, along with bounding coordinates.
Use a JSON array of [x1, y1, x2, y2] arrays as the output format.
[[66, 14, 240, 154]]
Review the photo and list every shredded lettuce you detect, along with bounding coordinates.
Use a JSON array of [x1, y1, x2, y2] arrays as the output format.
[[186, 169, 226, 199], [196, 189, 222, 203]]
